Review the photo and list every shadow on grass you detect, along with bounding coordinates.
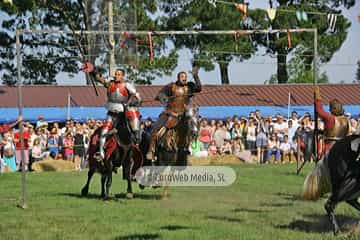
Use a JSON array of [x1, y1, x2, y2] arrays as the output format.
[[207, 216, 242, 223], [232, 208, 269, 213], [160, 225, 194, 231], [58, 192, 123, 202], [115, 233, 160, 240], [260, 202, 295, 207], [115, 193, 162, 200], [275, 192, 302, 201], [276, 214, 360, 233]]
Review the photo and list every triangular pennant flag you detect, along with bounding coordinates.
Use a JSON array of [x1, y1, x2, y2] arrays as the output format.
[[267, 8, 276, 21]]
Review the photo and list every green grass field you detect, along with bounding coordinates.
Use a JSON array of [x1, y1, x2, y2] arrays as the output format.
[[1, 163, 359, 240]]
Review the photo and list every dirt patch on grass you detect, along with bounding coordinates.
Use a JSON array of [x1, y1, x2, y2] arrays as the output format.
[[32, 157, 75, 172]]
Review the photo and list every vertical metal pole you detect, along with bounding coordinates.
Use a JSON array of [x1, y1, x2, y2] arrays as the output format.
[[108, 0, 115, 76], [16, 30, 27, 209], [313, 28, 319, 163]]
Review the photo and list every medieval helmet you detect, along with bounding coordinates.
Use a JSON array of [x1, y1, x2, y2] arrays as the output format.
[[329, 99, 344, 116]]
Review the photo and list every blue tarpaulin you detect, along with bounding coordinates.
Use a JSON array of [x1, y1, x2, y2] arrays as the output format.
[[1, 105, 360, 123]]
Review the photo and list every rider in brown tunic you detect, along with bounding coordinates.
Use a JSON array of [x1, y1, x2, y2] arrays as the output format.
[[146, 67, 202, 161]]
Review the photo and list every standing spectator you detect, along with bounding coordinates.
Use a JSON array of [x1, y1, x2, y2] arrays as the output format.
[[289, 111, 299, 130], [273, 115, 288, 142], [213, 121, 230, 150], [198, 119, 212, 149], [245, 118, 256, 155], [47, 127, 59, 159], [63, 132, 74, 161], [209, 119, 217, 138], [264, 134, 281, 163], [1, 132, 16, 172], [286, 120, 297, 143], [73, 126, 85, 171], [13, 127, 30, 171], [231, 122, 242, 139], [255, 117, 268, 164]]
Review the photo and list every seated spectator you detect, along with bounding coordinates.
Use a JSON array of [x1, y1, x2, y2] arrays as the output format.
[[264, 134, 280, 163], [31, 138, 47, 162], [207, 140, 218, 156], [220, 139, 232, 155], [279, 135, 292, 163], [190, 138, 208, 157]]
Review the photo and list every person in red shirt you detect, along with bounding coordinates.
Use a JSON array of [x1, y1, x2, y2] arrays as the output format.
[[314, 86, 350, 155], [0, 116, 22, 135], [12, 117, 31, 170]]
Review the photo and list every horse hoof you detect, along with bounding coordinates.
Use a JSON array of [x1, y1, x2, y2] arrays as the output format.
[[161, 196, 168, 201], [126, 193, 134, 199], [81, 188, 88, 196], [139, 184, 145, 190], [102, 196, 110, 201]]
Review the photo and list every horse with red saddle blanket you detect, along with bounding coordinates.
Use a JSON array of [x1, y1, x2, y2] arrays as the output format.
[[81, 105, 143, 200]]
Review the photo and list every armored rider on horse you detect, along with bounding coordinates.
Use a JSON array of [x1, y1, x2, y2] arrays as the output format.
[[145, 66, 202, 165]]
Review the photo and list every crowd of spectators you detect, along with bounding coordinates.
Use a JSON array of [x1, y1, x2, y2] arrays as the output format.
[[1, 110, 360, 173], [190, 110, 360, 164]]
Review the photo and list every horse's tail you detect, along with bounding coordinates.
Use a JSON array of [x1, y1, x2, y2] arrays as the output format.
[[302, 158, 331, 201]]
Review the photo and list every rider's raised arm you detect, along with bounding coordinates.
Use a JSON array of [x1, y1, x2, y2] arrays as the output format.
[[126, 82, 142, 104], [188, 66, 202, 93]]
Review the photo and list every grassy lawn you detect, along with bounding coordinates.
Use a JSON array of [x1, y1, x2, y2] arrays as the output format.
[[0, 163, 359, 240]]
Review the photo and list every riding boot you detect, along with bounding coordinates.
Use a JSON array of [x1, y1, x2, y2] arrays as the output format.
[[146, 132, 158, 161], [100, 128, 108, 160]]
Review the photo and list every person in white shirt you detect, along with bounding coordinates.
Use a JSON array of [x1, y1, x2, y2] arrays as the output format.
[[279, 135, 292, 163], [272, 115, 288, 142], [264, 134, 281, 163]]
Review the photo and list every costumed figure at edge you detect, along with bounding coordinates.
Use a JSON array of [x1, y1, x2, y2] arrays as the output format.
[[91, 68, 141, 160], [314, 86, 350, 156], [0, 115, 23, 135], [146, 66, 202, 164]]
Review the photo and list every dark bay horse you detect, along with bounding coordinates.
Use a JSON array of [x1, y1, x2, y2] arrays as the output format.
[[140, 105, 199, 199], [81, 105, 142, 200], [302, 134, 360, 234]]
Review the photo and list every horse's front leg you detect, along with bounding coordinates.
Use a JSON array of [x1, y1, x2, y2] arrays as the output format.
[[81, 168, 95, 196], [325, 197, 340, 235], [101, 174, 106, 199], [124, 149, 134, 199], [104, 170, 112, 200]]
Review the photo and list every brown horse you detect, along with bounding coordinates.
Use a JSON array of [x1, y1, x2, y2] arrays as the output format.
[[81, 106, 142, 200], [140, 105, 198, 199]]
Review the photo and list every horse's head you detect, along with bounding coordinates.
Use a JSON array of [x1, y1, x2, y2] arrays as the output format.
[[125, 105, 141, 144]]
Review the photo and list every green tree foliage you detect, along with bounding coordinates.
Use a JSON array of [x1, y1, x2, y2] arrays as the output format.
[[0, 0, 177, 85], [163, 1, 256, 84], [255, 0, 352, 84]]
